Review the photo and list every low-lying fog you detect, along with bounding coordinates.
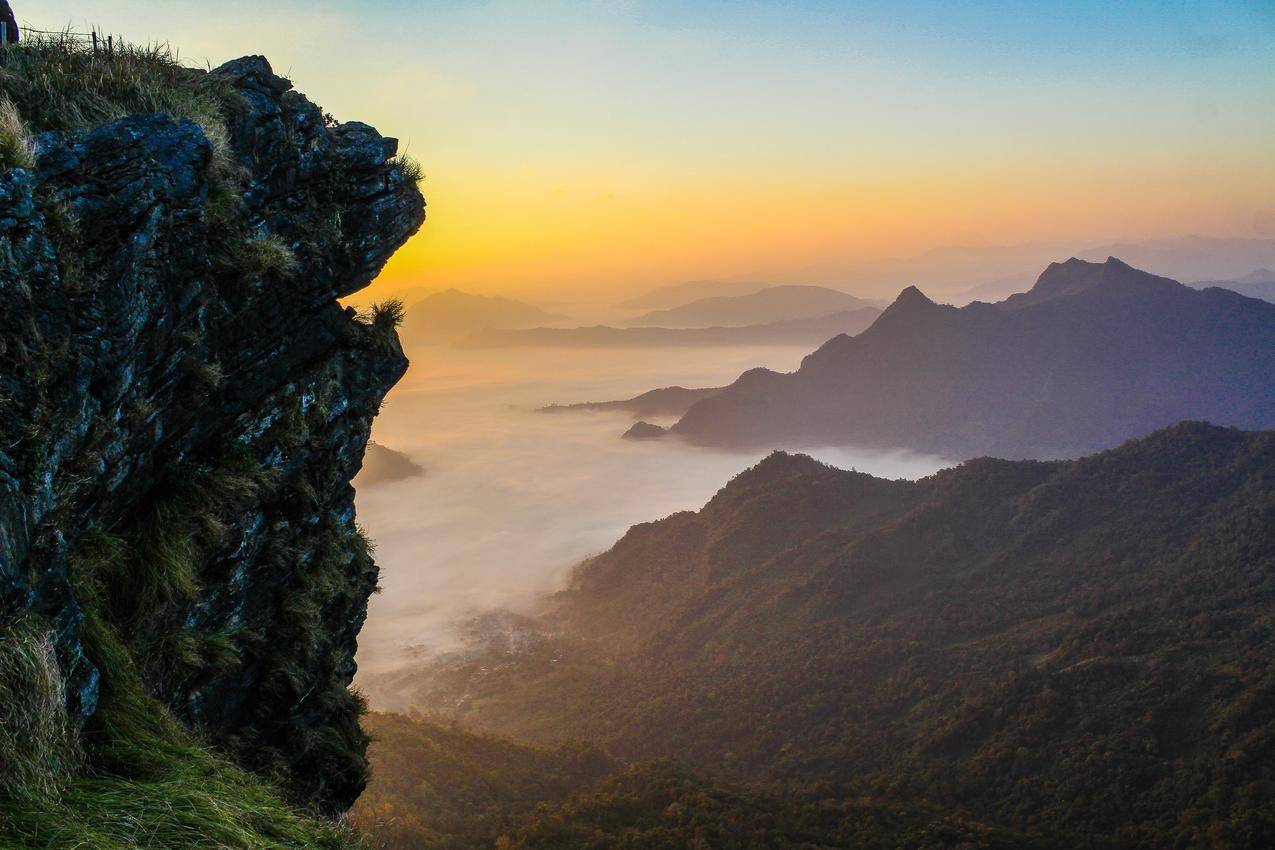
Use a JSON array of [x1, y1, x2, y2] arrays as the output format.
[[353, 343, 951, 692]]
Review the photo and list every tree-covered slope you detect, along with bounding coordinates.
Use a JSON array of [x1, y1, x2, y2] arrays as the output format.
[[352, 713, 1041, 850], [392, 423, 1275, 848]]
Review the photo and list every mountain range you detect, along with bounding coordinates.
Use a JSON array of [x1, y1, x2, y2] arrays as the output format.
[[459, 307, 881, 349], [626, 284, 878, 328], [661, 257, 1275, 459], [401, 289, 572, 341], [375, 423, 1275, 849], [813, 235, 1275, 302], [538, 385, 724, 419], [617, 279, 774, 310], [1191, 268, 1275, 303]]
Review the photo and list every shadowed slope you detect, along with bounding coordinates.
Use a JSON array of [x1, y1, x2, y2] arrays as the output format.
[[671, 258, 1275, 458]]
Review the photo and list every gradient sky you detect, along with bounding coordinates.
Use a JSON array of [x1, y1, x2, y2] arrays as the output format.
[[26, 1, 1275, 301]]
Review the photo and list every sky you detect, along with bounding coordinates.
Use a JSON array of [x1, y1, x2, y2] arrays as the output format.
[[24, 0, 1275, 302]]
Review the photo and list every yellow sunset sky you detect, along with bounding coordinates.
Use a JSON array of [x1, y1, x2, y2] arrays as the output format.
[[26, 1, 1275, 303]]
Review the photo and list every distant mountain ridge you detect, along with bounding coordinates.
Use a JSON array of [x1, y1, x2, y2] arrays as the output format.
[[401, 289, 572, 341], [827, 235, 1275, 300], [459, 307, 881, 349], [627, 285, 877, 328], [618, 279, 772, 310], [666, 257, 1275, 459], [1191, 268, 1275, 303], [539, 385, 724, 419]]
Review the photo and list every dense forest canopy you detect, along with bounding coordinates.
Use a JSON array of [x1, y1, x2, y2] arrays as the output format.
[[375, 423, 1275, 849]]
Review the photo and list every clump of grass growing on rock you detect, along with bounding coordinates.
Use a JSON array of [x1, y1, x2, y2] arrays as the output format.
[[189, 359, 226, 391], [0, 614, 80, 800], [390, 153, 424, 186], [0, 96, 35, 170], [370, 298, 406, 332], [243, 233, 300, 279]]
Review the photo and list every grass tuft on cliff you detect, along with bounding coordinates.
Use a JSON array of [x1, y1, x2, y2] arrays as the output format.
[[371, 298, 407, 332], [0, 616, 80, 800], [0, 95, 35, 169], [390, 154, 424, 186]]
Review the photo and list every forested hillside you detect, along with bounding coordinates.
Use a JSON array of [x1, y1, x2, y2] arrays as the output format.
[[381, 423, 1275, 849], [352, 714, 1041, 850]]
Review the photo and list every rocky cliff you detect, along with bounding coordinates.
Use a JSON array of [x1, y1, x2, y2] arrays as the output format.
[[0, 45, 423, 825]]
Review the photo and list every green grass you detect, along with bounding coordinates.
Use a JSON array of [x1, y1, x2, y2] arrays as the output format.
[[0, 615, 80, 800], [0, 601, 365, 850], [0, 454, 363, 849], [0, 32, 237, 137], [0, 95, 35, 170]]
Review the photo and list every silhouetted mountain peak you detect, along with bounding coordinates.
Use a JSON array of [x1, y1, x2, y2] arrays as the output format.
[[895, 284, 934, 306], [874, 285, 940, 322], [1029, 257, 1105, 297], [1002, 255, 1176, 309]]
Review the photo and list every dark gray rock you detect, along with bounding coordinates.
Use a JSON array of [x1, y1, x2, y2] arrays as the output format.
[[0, 56, 423, 813]]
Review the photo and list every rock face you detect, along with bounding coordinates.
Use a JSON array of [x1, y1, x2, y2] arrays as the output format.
[[0, 56, 423, 812]]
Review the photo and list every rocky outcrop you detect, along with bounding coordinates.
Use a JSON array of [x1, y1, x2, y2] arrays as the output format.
[[0, 56, 423, 812], [621, 421, 666, 440]]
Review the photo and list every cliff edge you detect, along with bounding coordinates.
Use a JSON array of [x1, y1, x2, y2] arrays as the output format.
[[0, 37, 423, 844]]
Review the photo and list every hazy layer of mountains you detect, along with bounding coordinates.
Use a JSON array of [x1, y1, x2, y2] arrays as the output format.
[[1191, 267, 1275, 303], [354, 442, 425, 487], [402, 289, 572, 341], [626, 284, 878, 328], [613, 237, 1275, 308], [539, 385, 723, 418], [822, 235, 1275, 303], [460, 307, 881, 349], [377, 423, 1275, 848], [617, 279, 773, 310], [659, 258, 1275, 459]]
